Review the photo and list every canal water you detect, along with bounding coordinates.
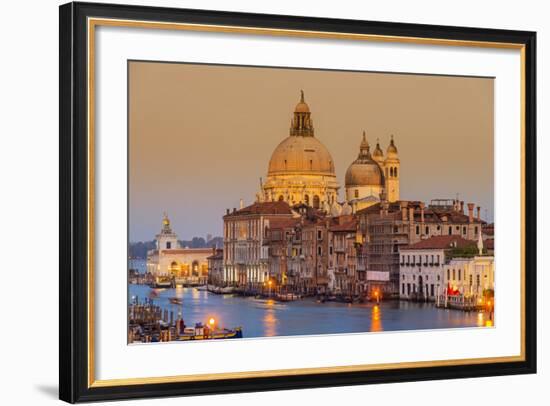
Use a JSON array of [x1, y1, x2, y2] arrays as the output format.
[[128, 283, 490, 339]]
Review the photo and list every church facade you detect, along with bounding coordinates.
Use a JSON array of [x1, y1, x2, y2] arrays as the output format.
[[258, 91, 400, 213], [146, 214, 211, 286]]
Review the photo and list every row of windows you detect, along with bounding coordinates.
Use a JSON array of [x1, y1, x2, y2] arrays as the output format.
[[402, 283, 435, 297], [415, 225, 478, 236], [447, 269, 482, 285], [224, 219, 262, 240], [400, 254, 441, 266], [402, 273, 441, 282]]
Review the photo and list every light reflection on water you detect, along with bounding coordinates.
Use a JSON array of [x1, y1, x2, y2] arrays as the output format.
[[129, 284, 490, 339], [370, 305, 382, 332]]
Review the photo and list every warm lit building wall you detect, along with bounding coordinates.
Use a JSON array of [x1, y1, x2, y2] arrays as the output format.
[[222, 202, 294, 288], [443, 256, 495, 299]]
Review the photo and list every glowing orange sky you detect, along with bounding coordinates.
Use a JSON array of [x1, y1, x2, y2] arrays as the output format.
[[129, 61, 493, 241]]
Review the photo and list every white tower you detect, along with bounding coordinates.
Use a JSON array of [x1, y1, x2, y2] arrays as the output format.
[[156, 213, 179, 250]]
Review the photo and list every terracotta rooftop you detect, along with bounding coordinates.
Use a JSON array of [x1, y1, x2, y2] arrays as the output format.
[[268, 218, 301, 229], [329, 217, 358, 232], [356, 201, 485, 224], [224, 201, 293, 217], [401, 235, 476, 250]]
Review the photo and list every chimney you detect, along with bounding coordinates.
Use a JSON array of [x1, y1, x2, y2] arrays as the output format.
[[419, 202, 425, 223], [460, 201, 464, 213], [239, 198, 244, 209], [476, 206, 481, 222], [226, 208, 230, 215], [400, 201, 408, 221], [233, 207, 237, 213], [467, 203, 475, 223]]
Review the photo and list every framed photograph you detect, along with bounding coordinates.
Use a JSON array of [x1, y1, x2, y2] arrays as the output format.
[[59, 1, 536, 403]]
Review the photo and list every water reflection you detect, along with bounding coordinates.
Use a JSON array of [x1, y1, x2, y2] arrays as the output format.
[[263, 299, 278, 337], [129, 285, 487, 339], [370, 305, 382, 332]]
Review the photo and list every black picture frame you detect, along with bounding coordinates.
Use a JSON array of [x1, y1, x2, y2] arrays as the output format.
[[59, 1, 537, 403]]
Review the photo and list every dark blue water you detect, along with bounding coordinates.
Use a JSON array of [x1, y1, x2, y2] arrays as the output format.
[[129, 284, 489, 339]]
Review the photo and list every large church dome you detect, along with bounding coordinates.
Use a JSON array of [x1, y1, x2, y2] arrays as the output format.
[[261, 91, 340, 208], [268, 136, 335, 175]]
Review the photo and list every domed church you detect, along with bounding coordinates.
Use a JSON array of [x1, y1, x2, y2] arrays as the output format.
[[257, 91, 400, 213], [260, 91, 340, 209], [345, 132, 400, 211]]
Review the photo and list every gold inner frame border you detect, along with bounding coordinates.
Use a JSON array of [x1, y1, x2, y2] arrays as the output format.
[[86, 17, 527, 388]]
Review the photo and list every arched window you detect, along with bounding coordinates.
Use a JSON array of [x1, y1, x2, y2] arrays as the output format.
[[169, 261, 179, 276], [313, 195, 320, 209], [166, 241, 171, 249], [394, 167, 398, 177], [354, 189, 359, 198], [278, 195, 284, 202]]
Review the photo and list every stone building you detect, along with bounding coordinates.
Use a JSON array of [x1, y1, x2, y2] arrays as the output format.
[[399, 235, 476, 301], [356, 199, 486, 296], [259, 91, 340, 209], [222, 201, 295, 289], [281, 205, 331, 295], [442, 235, 495, 306], [146, 214, 211, 286], [327, 216, 359, 295], [264, 217, 301, 290], [206, 248, 224, 286]]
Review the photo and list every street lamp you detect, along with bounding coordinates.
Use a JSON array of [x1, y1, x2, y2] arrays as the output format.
[[374, 289, 380, 304]]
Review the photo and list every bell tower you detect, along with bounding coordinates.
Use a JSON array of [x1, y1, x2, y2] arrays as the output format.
[[384, 135, 400, 202], [156, 213, 179, 250]]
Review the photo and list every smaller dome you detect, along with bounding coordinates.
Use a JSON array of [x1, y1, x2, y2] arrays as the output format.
[[345, 132, 385, 187], [387, 135, 398, 156], [345, 161, 384, 187]]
